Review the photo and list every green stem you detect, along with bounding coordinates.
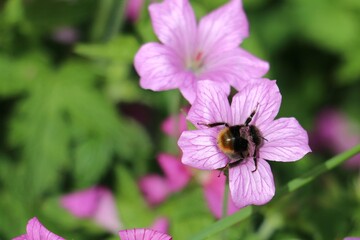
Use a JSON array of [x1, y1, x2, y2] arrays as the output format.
[[221, 171, 229, 219], [90, 0, 127, 42], [221, 171, 229, 239], [278, 144, 360, 196], [90, 0, 113, 42], [189, 144, 360, 240]]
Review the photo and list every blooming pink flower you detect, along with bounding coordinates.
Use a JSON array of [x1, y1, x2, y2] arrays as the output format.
[[139, 174, 171, 205], [60, 186, 122, 233], [161, 110, 188, 138], [312, 109, 360, 168], [126, 0, 144, 22], [202, 171, 239, 219], [344, 238, 360, 240], [178, 80, 311, 208], [119, 229, 172, 240], [13, 217, 64, 240], [139, 154, 191, 205], [151, 217, 169, 234], [158, 153, 191, 192], [134, 0, 269, 103]]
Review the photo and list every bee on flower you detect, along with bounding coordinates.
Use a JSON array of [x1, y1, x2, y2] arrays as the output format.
[[178, 79, 311, 208]]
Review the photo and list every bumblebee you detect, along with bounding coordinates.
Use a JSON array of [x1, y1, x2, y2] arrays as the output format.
[[199, 104, 265, 172]]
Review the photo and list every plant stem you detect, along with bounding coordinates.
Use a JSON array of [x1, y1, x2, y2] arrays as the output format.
[[221, 171, 229, 219], [221, 170, 229, 239]]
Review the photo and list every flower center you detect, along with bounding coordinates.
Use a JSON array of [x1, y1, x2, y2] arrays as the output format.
[[187, 51, 205, 74]]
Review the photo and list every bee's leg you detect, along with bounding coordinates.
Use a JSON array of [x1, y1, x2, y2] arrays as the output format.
[[261, 136, 268, 142], [245, 103, 260, 126], [251, 149, 258, 173], [198, 122, 229, 128], [217, 157, 244, 177], [217, 163, 230, 177]]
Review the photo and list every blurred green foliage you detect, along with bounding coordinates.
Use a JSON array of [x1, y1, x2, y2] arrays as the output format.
[[0, 0, 359, 239]]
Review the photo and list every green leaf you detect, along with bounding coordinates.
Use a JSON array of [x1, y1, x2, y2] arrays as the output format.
[[292, 0, 358, 52], [74, 138, 113, 188], [115, 165, 155, 228], [9, 77, 71, 203], [3, 0, 24, 25], [75, 35, 140, 62], [0, 53, 49, 96], [336, 47, 360, 85]]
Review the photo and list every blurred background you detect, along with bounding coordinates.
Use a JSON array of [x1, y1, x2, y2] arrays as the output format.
[[0, 0, 359, 239]]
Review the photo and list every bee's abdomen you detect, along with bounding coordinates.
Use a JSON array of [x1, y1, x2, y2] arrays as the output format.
[[217, 126, 248, 160]]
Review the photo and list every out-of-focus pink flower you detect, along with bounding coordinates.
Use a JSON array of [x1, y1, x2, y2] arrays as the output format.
[[139, 154, 191, 205], [134, 0, 269, 103], [125, 0, 144, 22], [178, 80, 311, 208], [52, 27, 79, 45], [60, 186, 121, 233], [158, 153, 191, 192], [312, 109, 360, 168], [161, 111, 188, 138], [119, 228, 172, 240], [151, 217, 169, 234], [13, 217, 64, 240], [139, 175, 171, 205], [344, 237, 360, 240], [202, 171, 239, 219]]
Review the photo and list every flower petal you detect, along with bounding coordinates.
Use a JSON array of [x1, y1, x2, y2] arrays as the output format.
[[178, 77, 198, 104], [151, 217, 169, 234], [26, 217, 64, 240], [119, 228, 172, 240], [61, 187, 121, 233], [149, 0, 196, 56], [203, 171, 239, 219], [231, 79, 280, 127], [201, 49, 269, 91], [198, 0, 248, 55], [187, 80, 232, 128], [60, 187, 100, 218], [178, 128, 228, 170], [138, 175, 170, 205], [135, 43, 194, 91], [161, 111, 188, 137], [125, 0, 144, 22], [229, 159, 275, 208], [12, 235, 27, 240], [260, 118, 311, 162], [92, 188, 122, 233], [158, 153, 191, 192]]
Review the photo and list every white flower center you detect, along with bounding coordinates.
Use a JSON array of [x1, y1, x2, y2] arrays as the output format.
[[187, 51, 205, 75]]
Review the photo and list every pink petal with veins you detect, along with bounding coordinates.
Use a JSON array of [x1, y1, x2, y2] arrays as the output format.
[[119, 228, 172, 240], [229, 159, 275, 208]]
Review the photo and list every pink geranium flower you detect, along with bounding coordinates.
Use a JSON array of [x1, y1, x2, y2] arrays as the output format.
[[161, 110, 188, 138], [134, 0, 269, 103], [119, 229, 172, 240], [139, 154, 191, 205], [151, 217, 169, 234], [13, 217, 64, 240], [126, 0, 144, 22], [178, 80, 311, 208], [312, 109, 360, 168], [60, 186, 122, 233]]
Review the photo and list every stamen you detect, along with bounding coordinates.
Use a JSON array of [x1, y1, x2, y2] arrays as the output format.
[[195, 51, 203, 62]]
